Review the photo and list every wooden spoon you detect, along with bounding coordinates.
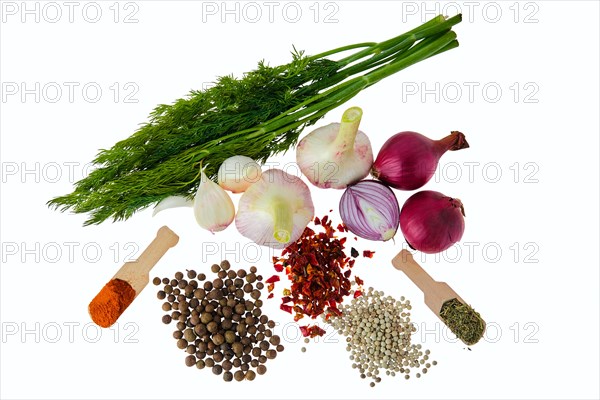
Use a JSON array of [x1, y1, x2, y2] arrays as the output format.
[[391, 249, 465, 320], [392, 249, 486, 346], [89, 226, 180, 328], [113, 225, 179, 296]]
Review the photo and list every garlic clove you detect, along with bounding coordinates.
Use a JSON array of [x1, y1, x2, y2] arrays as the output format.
[[194, 170, 235, 233], [152, 195, 194, 217], [217, 155, 262, 193]]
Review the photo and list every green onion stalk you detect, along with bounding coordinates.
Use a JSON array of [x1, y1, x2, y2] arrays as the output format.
[[48, 14, 462, 225]]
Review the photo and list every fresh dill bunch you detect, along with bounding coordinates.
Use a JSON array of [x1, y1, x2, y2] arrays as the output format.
[[81, 51, 337, 190], [48, 14, 462, 225]]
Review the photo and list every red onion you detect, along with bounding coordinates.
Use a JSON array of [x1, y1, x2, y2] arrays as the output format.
[[371, 131, 469, 190], [339, 180, 399, 241], [400, 190, 465, 253]]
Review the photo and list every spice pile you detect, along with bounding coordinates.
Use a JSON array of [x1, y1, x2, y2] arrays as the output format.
[[153, 260, 283, 381], [325, 286, 436, 387], [440, 298, 485, 345], [89, 278, 136, 328], [271, 215, 371, 337]]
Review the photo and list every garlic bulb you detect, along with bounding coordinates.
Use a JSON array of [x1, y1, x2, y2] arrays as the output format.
[[218, 155, 262, 193], [235, 169, 314, 249], [296, 106, 373, 189], [194, 169, 235, 233]]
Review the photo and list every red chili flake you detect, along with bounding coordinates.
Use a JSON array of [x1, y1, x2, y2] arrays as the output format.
[[355, 276, 364, 286], [299, 326, 309, 337], [265, 275, 280, 284], [280, 304, 293, 314], [267, 293, 274, 299], [281, 296, 292, 304], [363, 250, 375, 258], [267, 283, 275, 293], [308, 325, 326, 337], [350, 247, 359, 258], [328, 306, 342, 317], [353, 290, 363, 298], [272, 214, 358, 327], [299, 325, 327, 338]]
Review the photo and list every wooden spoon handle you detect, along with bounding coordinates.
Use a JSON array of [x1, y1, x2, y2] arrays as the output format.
[[112, 225, 179, 285], [391, 249, 436, 294], [135, 226, 180, 275]]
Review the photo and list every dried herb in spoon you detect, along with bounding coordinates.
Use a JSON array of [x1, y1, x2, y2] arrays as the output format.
[[439, 298, 485, 345]]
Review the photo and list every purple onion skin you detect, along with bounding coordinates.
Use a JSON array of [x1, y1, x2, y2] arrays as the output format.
[[400, 190, 465, 254], [339, 180, 400, 241], [372, 131, 469, 191]]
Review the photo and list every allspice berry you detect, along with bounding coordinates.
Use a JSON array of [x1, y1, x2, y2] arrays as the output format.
[[212, 334, 225, 346], [185, 355, 196, 367], [225, 331, 236, 344], [233, 371, 245, 381], [266, 349, 277, 359], [269, 335, 281, 346], [220, 260, 231, 270], [183, 329, 196, 342], [245, 370, 256, 381], [207, 321, 218, 333]]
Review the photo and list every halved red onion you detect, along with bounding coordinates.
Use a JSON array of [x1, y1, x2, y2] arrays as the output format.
[[339, 180, 400, 241], [400, 190, 465, 254]]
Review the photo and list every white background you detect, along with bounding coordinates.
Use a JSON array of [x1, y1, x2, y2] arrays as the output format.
[[1, 1, 599, 399]]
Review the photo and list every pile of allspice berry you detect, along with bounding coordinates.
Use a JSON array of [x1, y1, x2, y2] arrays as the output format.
[[153, 260, 284, 382]]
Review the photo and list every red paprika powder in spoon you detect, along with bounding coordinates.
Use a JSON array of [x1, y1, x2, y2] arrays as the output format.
[[89, 279, 136, 328], [88, 226, 179, 328]]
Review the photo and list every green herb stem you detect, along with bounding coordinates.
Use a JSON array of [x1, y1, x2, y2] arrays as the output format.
[[48, 14, 463, 225]]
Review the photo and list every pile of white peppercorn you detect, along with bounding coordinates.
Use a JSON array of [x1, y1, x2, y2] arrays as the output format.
[[324, 286, 437, 387]]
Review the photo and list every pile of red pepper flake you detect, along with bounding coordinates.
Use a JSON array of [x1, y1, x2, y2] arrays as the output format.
[[270, 214, 374, 337]]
